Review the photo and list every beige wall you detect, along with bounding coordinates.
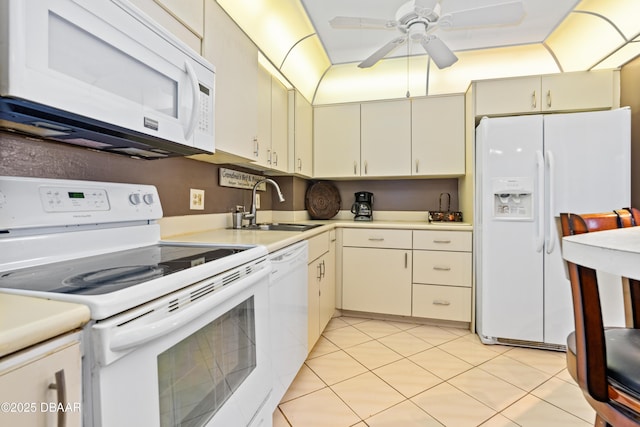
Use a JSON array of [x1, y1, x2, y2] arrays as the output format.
[[621, 56, 640, 207], [1, 132, 457, 217]]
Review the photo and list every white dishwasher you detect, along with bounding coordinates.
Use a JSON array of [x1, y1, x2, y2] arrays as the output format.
[[268, 240, 309, 409]]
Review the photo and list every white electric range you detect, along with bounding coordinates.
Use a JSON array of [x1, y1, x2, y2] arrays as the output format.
[[0, 176, 273, 427]]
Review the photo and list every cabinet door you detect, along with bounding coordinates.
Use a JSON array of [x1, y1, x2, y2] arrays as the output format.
[[270, 78, 289, 172], [319, 237, 336, 331], [154, 0, 204, 37], [0, 342, 82, 427], [342, 247, 412, 316], [314, 104, 361, 178], [541, 70, 614, 112], [412, 95, 465, 176], [307, 259, 321, 352], [361, 100, 411, 177], [130, 0, 201, 50], [255, 65, 272, 167], [474, 76, 541, 116], [293, 91, 313, 177], [413, 284, 471, 322], [201, 1, 257, 160]]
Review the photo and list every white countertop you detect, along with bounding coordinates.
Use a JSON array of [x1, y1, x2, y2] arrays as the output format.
[[0, 293, 90, 358], [164, 220, 473, 253], [562, 226, 640, 280]]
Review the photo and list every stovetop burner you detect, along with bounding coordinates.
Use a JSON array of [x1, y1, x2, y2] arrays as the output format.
[[0, 244, 248, 295]]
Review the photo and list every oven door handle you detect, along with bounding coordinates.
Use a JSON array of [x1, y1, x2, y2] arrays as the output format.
[[107, 267, 269, 352]]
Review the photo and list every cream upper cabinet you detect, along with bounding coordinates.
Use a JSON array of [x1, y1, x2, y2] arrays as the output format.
[[256, 67, 289, 172], [540, 71, 614, 112], [130, 0, 202, 51], [270, 77, 289, 172], [314, 104, 361, 178], [154, 0, 204, 37], [199, 0, 257, 160], [256, 66, 272, 167], [411, 95, 465, 176], [361, 100, 411, 177], [292, 91, 313, 177], [474, 70, 616, 117]]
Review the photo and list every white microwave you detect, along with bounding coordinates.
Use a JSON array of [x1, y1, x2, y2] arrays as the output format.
[[0, 0, 215, 159]]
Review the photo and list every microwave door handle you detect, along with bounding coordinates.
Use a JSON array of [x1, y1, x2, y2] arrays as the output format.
[[184, 60, 200, 141]]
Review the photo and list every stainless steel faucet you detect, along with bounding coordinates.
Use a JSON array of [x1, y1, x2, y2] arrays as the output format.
[[244, 178, 285, 227]]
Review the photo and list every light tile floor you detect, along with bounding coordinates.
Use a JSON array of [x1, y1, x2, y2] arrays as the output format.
[[273, 316, 595, 427]]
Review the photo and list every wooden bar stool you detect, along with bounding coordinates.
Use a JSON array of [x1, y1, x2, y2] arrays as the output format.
[[560, 208, 640, 427]]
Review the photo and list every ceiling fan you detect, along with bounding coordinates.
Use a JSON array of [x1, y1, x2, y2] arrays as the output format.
[[329, 0, 526, 69]]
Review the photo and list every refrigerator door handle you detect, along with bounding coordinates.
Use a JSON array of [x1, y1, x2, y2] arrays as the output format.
[[545, 150, 556, 254], [535, 150, 545, 252]]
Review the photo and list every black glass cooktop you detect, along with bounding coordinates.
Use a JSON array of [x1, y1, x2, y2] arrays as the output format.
[[0, 244, 247, 295]]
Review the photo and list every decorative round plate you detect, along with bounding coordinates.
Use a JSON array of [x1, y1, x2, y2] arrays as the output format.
[[305, 181, 341, 219]]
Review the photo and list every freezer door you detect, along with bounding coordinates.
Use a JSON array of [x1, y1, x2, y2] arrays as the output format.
[[543, 109, 630, 345], [476, 115, 545, 343]]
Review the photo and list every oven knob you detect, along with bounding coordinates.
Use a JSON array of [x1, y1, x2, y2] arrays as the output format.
[[143, 193, 155, 205], [128, 193, 141, 205]]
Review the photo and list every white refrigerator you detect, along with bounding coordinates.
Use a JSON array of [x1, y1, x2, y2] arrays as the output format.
[[475, 108, 630, 348]]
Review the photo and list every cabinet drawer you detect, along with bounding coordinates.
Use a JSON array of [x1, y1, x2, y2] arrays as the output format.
[[413, 251, 471, 287], [308, 232, 329, 262], [412, 284, 471, 322], [414, 230, 471, 251], [343, 228, 412, 249]]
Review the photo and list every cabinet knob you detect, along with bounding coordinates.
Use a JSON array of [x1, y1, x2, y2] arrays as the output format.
[[433, 265, 452, 271], [546, 89, 552, 108], [433, 300, 451, 306], [532, 90, 537, 109]]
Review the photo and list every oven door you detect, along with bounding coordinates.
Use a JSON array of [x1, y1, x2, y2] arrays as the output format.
[[91, 260, 271, 427]]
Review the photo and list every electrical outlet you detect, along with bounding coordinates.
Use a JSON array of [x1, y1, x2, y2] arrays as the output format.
[[190, 189, 205, 210], [255, 193, 260, 209]]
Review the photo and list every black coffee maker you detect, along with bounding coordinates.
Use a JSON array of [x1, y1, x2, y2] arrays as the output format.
[[351, 192, 373, 221]]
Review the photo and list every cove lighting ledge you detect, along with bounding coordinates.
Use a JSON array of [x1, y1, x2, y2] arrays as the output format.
[[315, 44, 560, 104]]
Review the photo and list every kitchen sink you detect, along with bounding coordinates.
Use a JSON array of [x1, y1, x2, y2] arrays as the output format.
[[245, 223, 323, 232]]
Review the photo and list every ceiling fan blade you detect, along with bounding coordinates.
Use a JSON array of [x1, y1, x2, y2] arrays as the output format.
[[438, 0, 525, 29], [419, 35, 458, 69], [414, 0, 439, 15], [329, 16, 397, 30], [358, 36, 407, 68]]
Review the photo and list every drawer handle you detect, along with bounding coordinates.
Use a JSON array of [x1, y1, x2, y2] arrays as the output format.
[[368, 237, 385, 241], [49, 369, 67, 427], [433, 300, 451, 306], [433, 266, 451, 271], [433, 239, 451, 244]]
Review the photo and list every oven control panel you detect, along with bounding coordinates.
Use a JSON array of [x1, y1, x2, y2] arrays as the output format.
[[40, 186, 110, 212], [0, 176, 163, 230]]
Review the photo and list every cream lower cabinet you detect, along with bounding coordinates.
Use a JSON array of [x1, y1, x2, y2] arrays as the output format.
[[307, 231, 336, 351], [412, 230, 472, 322], [342, 229, 412, 316], [0, 334, 82, 427]]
